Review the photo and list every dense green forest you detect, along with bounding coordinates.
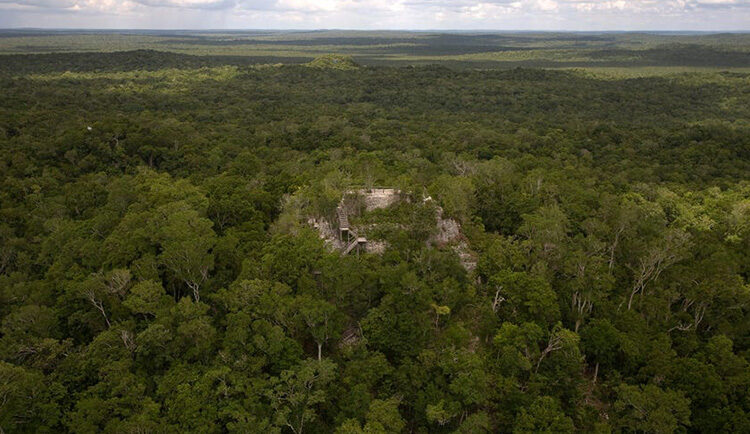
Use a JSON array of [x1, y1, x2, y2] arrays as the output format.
[[2, 29, 750, 72], [1, 31, 750, 433]]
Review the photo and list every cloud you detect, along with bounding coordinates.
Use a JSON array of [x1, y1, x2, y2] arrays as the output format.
[[0, 0, 749, 29], [691, 0, 750, 8], [131, 0, 238, 9], [0, 0, 78, 7]]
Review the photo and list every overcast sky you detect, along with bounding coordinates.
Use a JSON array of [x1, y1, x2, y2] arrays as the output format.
[[1, 0, 749, 31]]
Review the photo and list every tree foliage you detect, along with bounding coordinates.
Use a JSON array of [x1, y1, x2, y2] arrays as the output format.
[[1, 40, 749, 433]]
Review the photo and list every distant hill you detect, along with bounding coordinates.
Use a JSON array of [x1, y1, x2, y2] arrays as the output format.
[[306, 54, 359, 70], [0, 49, 310, 74]]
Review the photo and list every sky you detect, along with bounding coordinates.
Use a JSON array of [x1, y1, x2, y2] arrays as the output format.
[[0, 0, 749, 31]]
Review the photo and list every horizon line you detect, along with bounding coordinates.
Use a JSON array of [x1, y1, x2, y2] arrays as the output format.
[[2, 27, 750, 33]]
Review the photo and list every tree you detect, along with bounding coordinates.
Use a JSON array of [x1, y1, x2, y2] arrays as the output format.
[[493, 321, 581, 385], [534, 325, 580, 375], [268, 359, 337, 434], [473, 158, 528, 234], [0, 304, 66, 371], [580, 319, 620, 382], [157, 203, 217, 302], [513, 396, 574, 434], [493, 321, 543, 376], [169, 298, 217, 362], [490, 270, 561, 326], [66, 360, 162, 434], [122, 279, 172, 318], [336, 397, 406, 434], [0, 361, 62, 432], [77, 268, 132, 329], [519, 204, 570, 270], [429, 175, 475, 222], [360, 293, 428, 361], [614, 384, 691, 434], [455, 412, 491, 433], [204, 174, 266, 232], [297, 296, 342, 361], [626, 229, 690, 310], [259, 231, 328, 292]]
